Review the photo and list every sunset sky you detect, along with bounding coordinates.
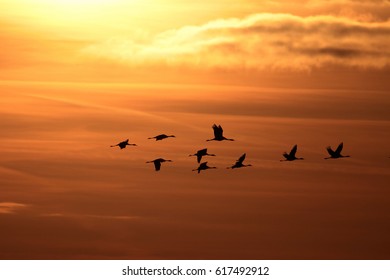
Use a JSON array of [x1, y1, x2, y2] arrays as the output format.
[[1, 0, 390, 259]]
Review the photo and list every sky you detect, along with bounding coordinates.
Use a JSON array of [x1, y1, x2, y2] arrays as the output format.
[[0, 0, 390, 259]]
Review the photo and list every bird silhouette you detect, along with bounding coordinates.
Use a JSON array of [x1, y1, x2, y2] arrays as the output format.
[[324, 142, 350, 159], [206, 124, 234, 141], [280, 144, 304, 161], [189, 148, 216, 163], [110, 139, 137, 149], [227, 153, 252, 169], [146, 158, 173, 171], [192, 162, 217, 173], [148, 134, 175, 141]]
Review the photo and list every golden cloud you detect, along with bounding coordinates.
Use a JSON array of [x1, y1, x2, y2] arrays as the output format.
[[84, 13, 390, 71], [0, 202, 28, 214]]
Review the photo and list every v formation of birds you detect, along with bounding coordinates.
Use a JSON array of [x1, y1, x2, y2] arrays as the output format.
[[111, 124, 352, 172]]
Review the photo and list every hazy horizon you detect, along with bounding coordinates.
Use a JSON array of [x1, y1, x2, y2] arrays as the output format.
[[1, 81, 389, 259]]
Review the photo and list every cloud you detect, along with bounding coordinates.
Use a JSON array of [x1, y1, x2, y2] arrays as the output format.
[[84, 13, 390, 71], [41, 213, 140, 220], [306, 0, 390, 22], [0, 202, 28, 214], [308, 0, 390, 6]]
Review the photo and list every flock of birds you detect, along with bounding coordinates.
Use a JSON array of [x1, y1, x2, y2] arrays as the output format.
[[110, 124, 351, 173]]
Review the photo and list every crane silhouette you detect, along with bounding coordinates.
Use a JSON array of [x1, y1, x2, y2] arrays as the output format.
[[227, 153, 252, 169], [146, 158, 173, 171], [206, 124, 234, 141], [189, 148, 216, 163], [280, 144, 304, 161], [192, 162, 217, 173], [148, 134, 175, 141], [110, 139, 137, 149], [324, 142, 350, 159]]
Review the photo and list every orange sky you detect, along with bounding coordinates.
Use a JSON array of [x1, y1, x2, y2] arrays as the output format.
[[1, 0, 390, 259], [2, 0, 390, 86]]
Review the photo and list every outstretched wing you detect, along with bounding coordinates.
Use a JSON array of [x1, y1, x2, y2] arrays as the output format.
[[212, 124, 220, 138], [282, 152, 289, 159], [289, 144, 297, 157], [197, 154, 202, 163], [335, 142, 344, 155], [237, 153, 246, 164], [200, 162, 208, 169], [326, 146, 336, 156], [217, 125, 224, 138], [154, 161, 161, 171], [198, 148, 208, 155]]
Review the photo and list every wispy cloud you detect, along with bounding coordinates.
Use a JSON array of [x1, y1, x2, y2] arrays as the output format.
[[0, 202, 28, 214], [42, 213, 140, 220], [84, 13, 390, 71]]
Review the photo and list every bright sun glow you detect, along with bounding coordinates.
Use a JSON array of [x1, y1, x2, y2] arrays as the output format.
[[37, 0, 127, 10], [40, 0, 120, 5], [2, 0, 137, 36]]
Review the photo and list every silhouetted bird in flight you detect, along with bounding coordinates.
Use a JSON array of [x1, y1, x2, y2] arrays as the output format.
[[228, 153, 252, 169], [189, 148, 216, 163], [207, 124, 234, 141], [280, 144, 304, 161], [146, 158, 173, 171], [192, 162, 217, 173], [148, 134, 175, 141], [324, 142, 350, 159], [110, 139, 137, 149]]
